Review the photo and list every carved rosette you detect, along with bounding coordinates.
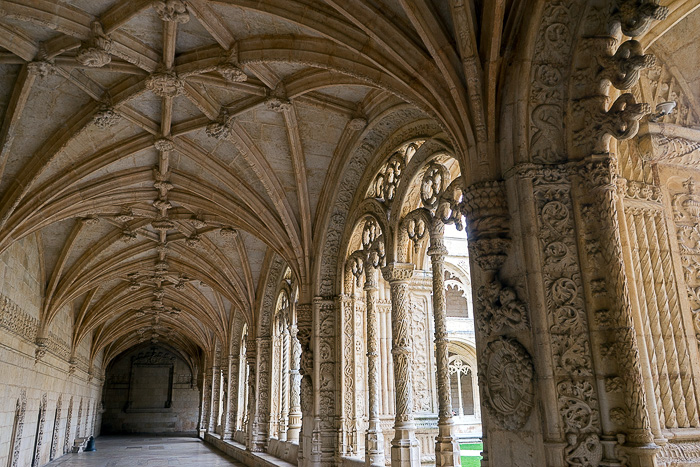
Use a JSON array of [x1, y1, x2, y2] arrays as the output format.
[[479, 337, 534, 430], [462, 180, 510, 272]]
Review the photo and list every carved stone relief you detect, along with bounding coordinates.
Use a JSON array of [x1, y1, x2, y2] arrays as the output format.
[[63, 397, 72, 455], [10, 390, 27, 467], [32, 393, 47, 467], [479, 337, 534, 431]]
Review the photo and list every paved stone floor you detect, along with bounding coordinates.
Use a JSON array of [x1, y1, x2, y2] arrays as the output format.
[[46, 436, 245, 466]]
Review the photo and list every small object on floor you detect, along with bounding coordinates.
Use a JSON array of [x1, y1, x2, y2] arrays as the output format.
[[85, 436, 96, 452]]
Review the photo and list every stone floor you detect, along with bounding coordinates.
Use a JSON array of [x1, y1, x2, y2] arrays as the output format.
[[45, 436, 246, 466]]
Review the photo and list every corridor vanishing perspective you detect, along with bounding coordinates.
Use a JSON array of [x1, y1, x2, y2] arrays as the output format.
[[1, 0, 700, 466]]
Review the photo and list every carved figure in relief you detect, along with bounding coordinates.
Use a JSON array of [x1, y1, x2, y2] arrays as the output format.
[[476, 278, 529, 335], [479, 337, 534, 430], [564, 433, 603, 467]]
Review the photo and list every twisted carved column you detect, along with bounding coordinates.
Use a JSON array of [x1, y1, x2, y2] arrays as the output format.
[[287, 323, 302, 442], [428, 228, 461, 467], [279, 327, 290, 441], [364, 264, 384, 466], [381, 262, 421, 467]]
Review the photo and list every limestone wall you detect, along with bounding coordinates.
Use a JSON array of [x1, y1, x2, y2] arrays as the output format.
[[0, 234, 104, 467]]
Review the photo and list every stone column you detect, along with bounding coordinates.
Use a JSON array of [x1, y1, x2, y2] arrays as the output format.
[[245, 341, 257, 450], [224, 354, 237, 439], [220, 354, 230, 436], [209, 359, 221, 432], [279, 327, 290, 441], [428, 226, 462, 466], [296, 302, 314, 466], [364, 264, 385, 467], [287, 323, 302, 442], [570, 158, 657, 464], [251, 336, 271, 451], [200, 369, 212, 436], [381, 262, 421, 467]]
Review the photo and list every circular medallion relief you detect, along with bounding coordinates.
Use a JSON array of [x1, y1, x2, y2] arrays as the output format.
[[480, 337, 535, 430]]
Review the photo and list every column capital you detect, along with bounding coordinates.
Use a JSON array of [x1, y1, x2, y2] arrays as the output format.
[[381, 262, 414, 283]]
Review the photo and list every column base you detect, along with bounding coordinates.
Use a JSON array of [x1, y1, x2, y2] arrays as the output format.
[[390, 432, 421, 467], [621, 443, 660, 467], [435, 438, 461, 466], [365, 428, 385, 467]]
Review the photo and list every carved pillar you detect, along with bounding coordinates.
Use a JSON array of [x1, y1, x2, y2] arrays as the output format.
[[209, 358, 221, 432], [224, 354, 237, 439], [245, 341, 257, 450], [315, 297, 337, 466], [570, 157, 657, 464], [220, 354, 230, 436], [279, 327, 290, 441], [428, 224, 461, 467], [287, 323, 302, 442], [200, 369, 212, 436], [381, 262, 421, 467], [462, 179, 534, 467], [364, 264, 385, 466], [251, 336, 271, 451], [297, 302, 314, 466]]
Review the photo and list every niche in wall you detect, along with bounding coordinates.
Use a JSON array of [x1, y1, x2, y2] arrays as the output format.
[[101, 343, 200, 434], [126, 349, 175, 412]]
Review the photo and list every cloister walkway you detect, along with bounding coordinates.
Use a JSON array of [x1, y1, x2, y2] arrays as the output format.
[[45, 436, 244, 466]]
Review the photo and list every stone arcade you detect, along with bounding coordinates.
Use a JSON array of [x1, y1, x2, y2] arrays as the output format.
[[0, 0, 700, 466]]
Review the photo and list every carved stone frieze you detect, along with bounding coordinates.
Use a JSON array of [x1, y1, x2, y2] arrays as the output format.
[[479, 337, 534, 430], [1, 295, 39, 344]]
